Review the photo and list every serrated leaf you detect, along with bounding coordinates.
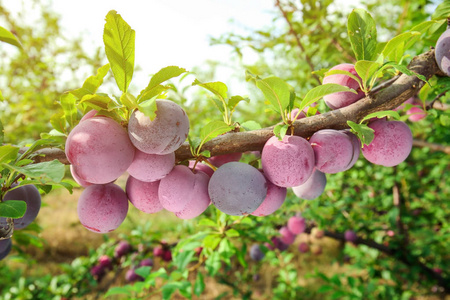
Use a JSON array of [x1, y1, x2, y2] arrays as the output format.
[[354, 60, 381, 91], [300, 84, 358, 111], [361, 110, 400, 123], [0, 26, 22, 49], [200, 121, 234, 145], [137, 96, 158, 121], [71, 64, 110, 99], [0, 200, 26, 218], [0, 145, 19, 164], [347, 9, 378, 61], [347, 121, 375, 146], [103, 10, 135, 93], [194, 272, 205, 297], [256, 76, 290, 114], [432, 1, 450, 20], [227, 95, 249, 111], [2, 160, 65, 184], [240, 120, 262, 131], [149, 66, 187, 90], [382, 31, 420, 62]]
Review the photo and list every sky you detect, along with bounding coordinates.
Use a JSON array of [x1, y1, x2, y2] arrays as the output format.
[[52, 0, 277, 91]]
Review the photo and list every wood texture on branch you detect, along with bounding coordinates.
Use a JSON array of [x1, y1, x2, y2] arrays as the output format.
[[30, 49, 442, 164]]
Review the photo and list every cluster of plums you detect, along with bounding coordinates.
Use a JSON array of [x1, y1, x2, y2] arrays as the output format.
[[90, 240, 173, 283], [249, 215, 360, 262], [0, 184, 42, 260], [64, 48, 429, 234]]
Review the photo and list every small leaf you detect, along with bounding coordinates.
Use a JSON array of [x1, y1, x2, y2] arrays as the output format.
[[385, 62, 429, 84], [193, 79, 228, 101], [120, 92, 138, 110], [194, 272, 205, 296], [71, 64, 110, 99], [205, 251, 221, 276], [79, 94, 114, 111], [60, 92, 78, 128], [0, 200, 26, 218], [361, 110, 400, 123], [202, 234, 221, 250], [103, 10, 135, 93], [199, 121, 234, 145], [0, 26, 22, 49], [347, 121, 375, 146], [240, 120, 262, 131], [225, 228, 240, 237], [227, 95, 249, 111], [137, 84, 168, 103], [134, 266, 151, 278], [149, 66, 187, 90], [273, 124, 289, 140], [347, 9, 378, 61], [256, 76, 290, 114], [432, 1, 450, 20], [0, 145, 19, 164], [137, 96, 158, 121], [300, 84, 358, 111], [197, 218, 216, 227], [174, 250, 195, 271], [103, 286, 132, 298], [50, 113, 66, 134], [354, 60, 381, 91]]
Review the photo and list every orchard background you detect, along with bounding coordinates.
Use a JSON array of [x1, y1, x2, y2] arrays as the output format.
[[0, 0, 449, 299]]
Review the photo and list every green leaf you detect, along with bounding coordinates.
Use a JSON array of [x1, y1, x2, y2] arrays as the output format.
[[361, 110, 400, 123], [225, 228, 240, 237], [2, 160, 65, 184], [227, 95, 249, 111], [174, 250, 195, 271], [240, 120, 262, 131], [103, 286, 132, 298], [149, 66, 187, 90], [194, 272, 205, 297], [134, 266, 151, 278], [273, 124, 289, 140], [0, 145, 19, 164], [347, 9, 378, 61], [205, 251, 221, 276], [60, 92, 78, 128], [256, 76, 290, 114], [192, 79, 228, 104], [199, 121, 234, 145], [203, 234, 221, 250], [382, 32, 421, 62], [432, 1, 450, 20], [103, 10, 135, 93], [0, 119, 3, 144], [197, 218, 216, 227], [162, 282, 180, 300], [79, 94, 114, 111], [50, 113, 66, 134], [354, 60, 381, 91], [137, 96, 158, 121], [347, 121, 375, 146], [71, 64, 110, 99], [0, 26, 22, 49], [385, 62, 429, 85], [300, 83, 358, 111], [0, 200, 26, 218], [120, 92, 138, 110]]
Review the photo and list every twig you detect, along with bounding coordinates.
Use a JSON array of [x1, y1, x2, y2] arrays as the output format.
[[412, 139, 450, 155], [275, 0, 321, 85], [426, 91, 448, 110]]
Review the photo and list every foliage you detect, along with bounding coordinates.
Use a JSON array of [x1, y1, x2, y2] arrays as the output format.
[[0, 0, 449, 299]]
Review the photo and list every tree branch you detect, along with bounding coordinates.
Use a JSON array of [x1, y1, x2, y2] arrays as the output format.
[[412, 139, 450, 155], [27, 49, 444, 164]]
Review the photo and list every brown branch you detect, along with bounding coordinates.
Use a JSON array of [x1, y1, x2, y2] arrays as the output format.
[[303, 226, 450, 293], [412, 139, 450, 155], [275, 0, 321, 85]]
